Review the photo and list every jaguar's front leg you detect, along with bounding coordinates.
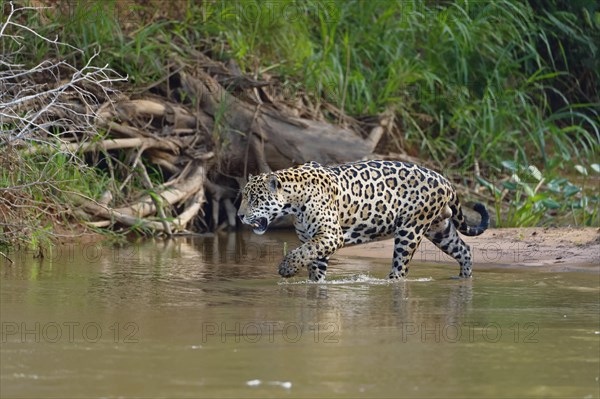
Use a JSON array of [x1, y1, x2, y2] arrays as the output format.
[[308, 257, 329, 282], [278, 250, 306, 278], [278, 228, 342, 280]]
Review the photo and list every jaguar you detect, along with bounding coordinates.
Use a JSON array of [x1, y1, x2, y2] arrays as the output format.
[[237, 160, 489, 281]]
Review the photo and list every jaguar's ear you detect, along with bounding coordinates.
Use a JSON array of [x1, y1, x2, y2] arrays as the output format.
[[267, 174, 281, 194], [248, 173, 253, 179]]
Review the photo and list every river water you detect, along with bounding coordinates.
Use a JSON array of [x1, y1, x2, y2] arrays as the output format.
[[1, 231, 598, 398]]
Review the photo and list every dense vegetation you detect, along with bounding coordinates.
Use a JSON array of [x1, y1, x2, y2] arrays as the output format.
[[1, 0, 599, 248]]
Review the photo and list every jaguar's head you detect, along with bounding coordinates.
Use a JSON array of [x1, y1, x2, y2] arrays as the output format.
[[238, 173, 286, 235]]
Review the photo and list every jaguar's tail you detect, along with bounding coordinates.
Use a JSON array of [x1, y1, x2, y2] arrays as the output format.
[[450, 194, 489, 237]]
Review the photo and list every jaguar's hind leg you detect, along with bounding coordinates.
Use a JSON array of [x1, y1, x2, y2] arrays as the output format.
[[388, 224, 427, 279], [425, 218, 473, 277], [308, 257, 329, 282]]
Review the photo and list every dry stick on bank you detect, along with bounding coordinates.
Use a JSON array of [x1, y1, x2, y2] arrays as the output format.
[[0, 251, 13, 264], [74, 161, 207, 234]]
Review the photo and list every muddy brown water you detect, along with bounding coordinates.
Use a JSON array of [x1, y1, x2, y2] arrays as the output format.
[[1, 231, 599, 398]]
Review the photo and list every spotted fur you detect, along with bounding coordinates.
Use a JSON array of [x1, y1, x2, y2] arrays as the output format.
[[238, 160, 489, 281]]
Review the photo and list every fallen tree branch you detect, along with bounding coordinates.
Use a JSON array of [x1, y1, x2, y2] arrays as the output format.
[[79, 201, 172, 232], [174, 190, 205, 229], [22, 137, 181, 155], [117, 162, 206, 217], [0, 251, 13, 264], [137, 162, 172, 236], [178, 70, 373, 169], [74, 163, 207, 233]]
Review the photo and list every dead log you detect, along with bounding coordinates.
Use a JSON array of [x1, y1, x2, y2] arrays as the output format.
[[178, 70, 375, 172]]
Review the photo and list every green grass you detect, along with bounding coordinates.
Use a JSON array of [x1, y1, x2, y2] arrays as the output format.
[[200, 1, 598, 170], [304, 1, 599, 168], [15, 0, 597, 169], [0, 147, 113, 248]]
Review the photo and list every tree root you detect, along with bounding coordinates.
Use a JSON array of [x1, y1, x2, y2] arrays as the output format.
[[75, 163, 207, 234]]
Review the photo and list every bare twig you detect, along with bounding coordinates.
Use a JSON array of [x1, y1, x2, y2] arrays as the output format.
[[1, 1, 126, 148], [21, 137, 179, 155], [0, 251, 14, 264], [137, 162, 173, 236], [175, 191, 206, 229]]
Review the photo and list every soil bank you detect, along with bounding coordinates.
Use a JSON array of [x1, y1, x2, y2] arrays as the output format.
[[338, 227, 600, 273]]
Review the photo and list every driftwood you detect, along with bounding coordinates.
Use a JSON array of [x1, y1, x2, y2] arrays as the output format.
[[177, 69, 375, 172], [74, 162, 206, 234]]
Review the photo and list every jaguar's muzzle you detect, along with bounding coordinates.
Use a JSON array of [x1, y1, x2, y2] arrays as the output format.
[[243, 217, 269, 235]]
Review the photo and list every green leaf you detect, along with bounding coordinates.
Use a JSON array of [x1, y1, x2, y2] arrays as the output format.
[[564, 185, 580, 197], [546, 179, 563, 193], [148, 191, 162, 204], [501, 160, 519, 172], [523, 184, 535, 197], [574, 165, 588, 176], [541, 198, 560, 209], [569, 201, 582, 209], [527, 165, 543, 182], [476, 177, 501, 195], [502, 181, 518, 190]]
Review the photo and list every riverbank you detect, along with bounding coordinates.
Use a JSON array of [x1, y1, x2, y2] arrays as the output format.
[[2, 1, 598, 250], [338, 227, 600, 272]]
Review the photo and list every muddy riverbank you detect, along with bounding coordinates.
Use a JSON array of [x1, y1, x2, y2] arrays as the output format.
[[338, 227, 600, 272]]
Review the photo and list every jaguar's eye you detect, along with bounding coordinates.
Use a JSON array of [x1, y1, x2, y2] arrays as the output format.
[[248, 194, 255, 204]]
